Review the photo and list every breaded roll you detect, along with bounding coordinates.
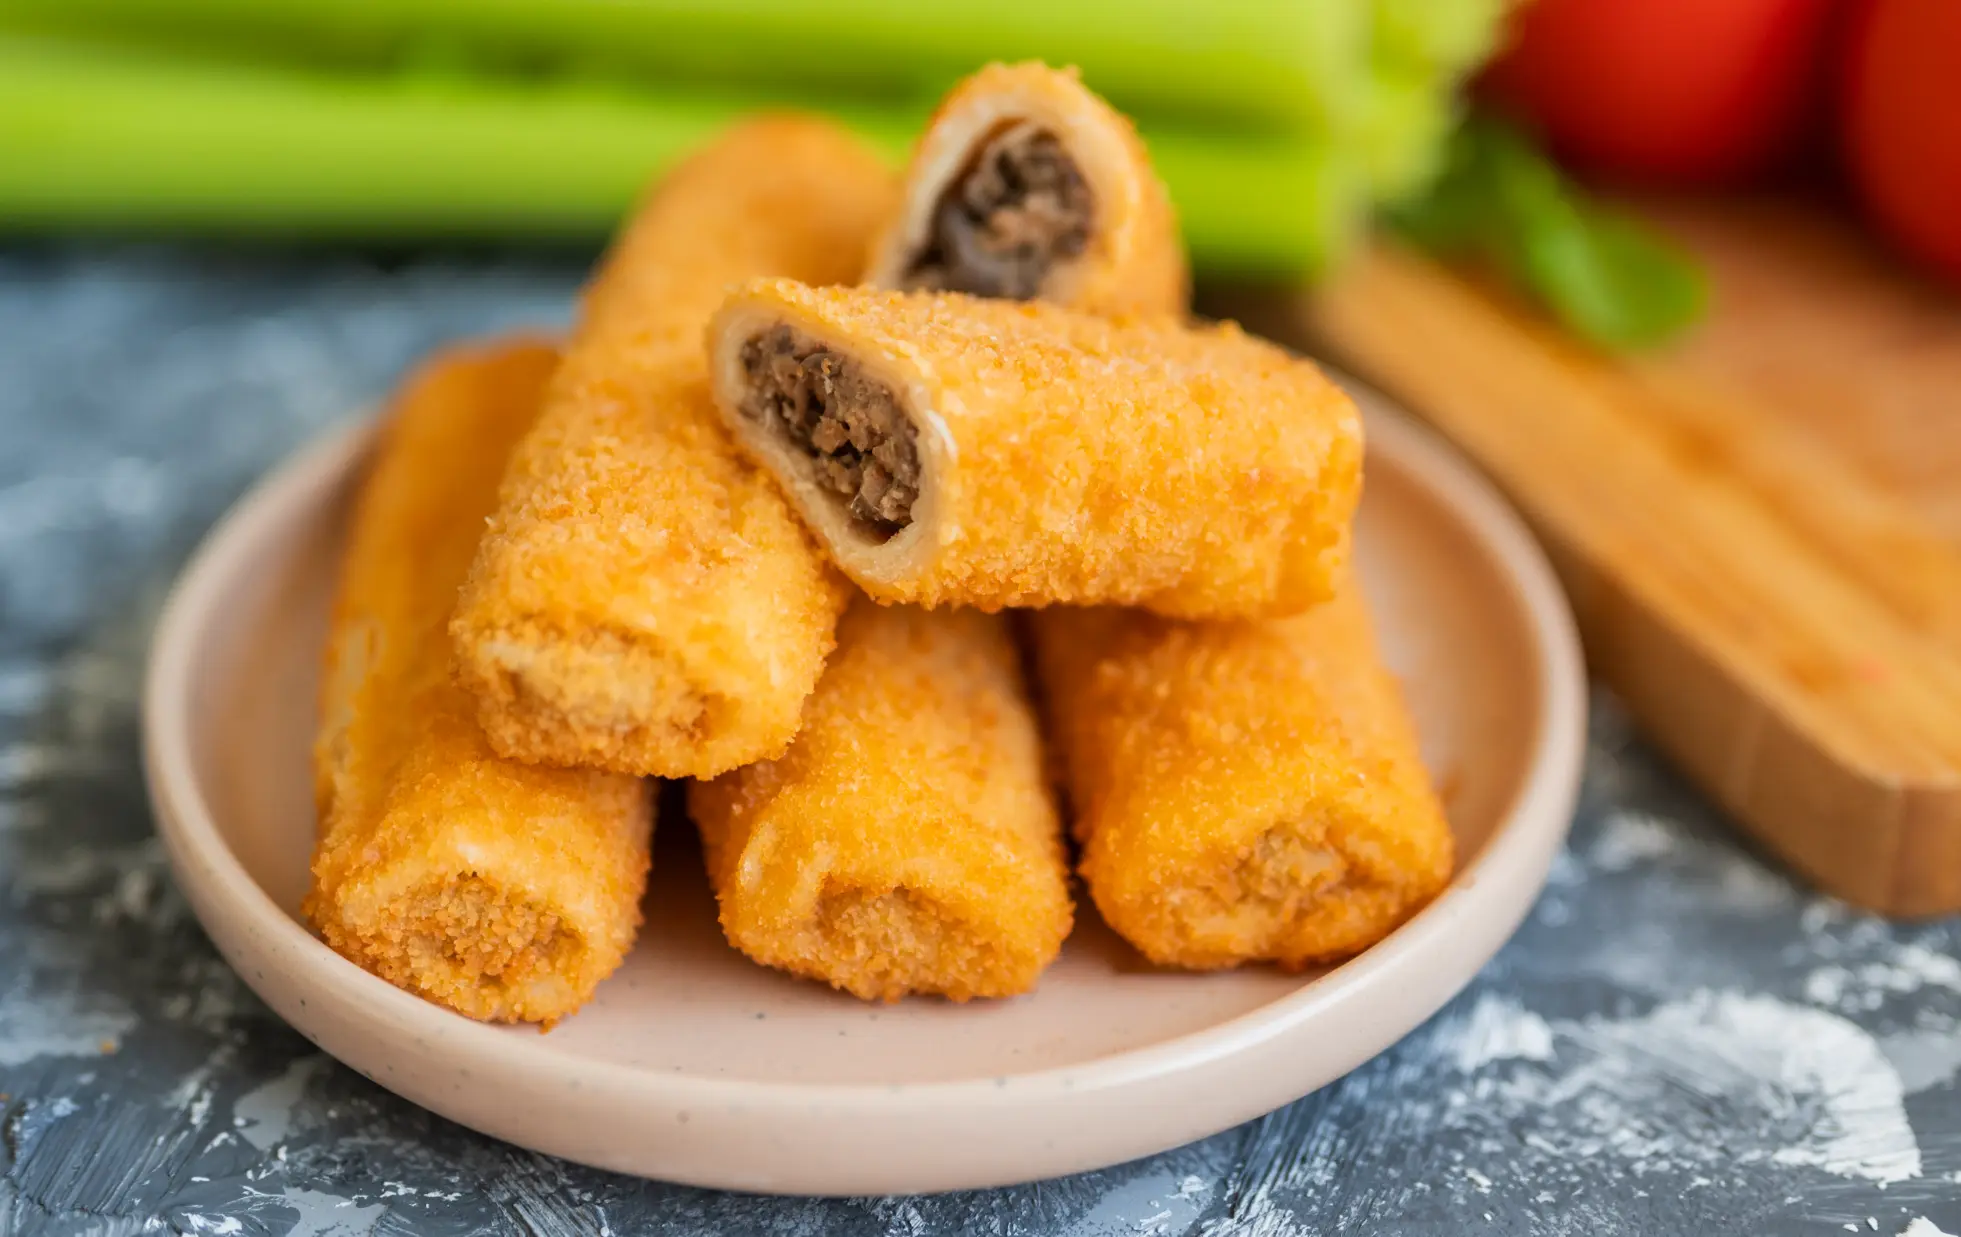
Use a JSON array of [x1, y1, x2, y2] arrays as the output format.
[[450, 118, 897, 778], [706, 281, 1362, 618], [867, 66, 1454, 970], [1034, 590, 1454, 970], [864, 62, 1186, 318], [310, 340, 654, 1024], [689, 599, 1072, 1002]]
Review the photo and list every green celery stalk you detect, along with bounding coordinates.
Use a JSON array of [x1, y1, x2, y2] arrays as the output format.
[[0, 0, 1367, 136], [0, 35, 1361, 277], [1358, 64, 1461, 203], [1370, 0, 1511, 80], [1360, 0, 1508, 202]]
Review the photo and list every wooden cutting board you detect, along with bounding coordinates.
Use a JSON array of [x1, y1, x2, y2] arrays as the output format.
[[1228, 198, 1961, 917]]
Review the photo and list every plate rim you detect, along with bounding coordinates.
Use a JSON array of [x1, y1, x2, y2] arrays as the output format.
[[142, 381, 1586, 1173]]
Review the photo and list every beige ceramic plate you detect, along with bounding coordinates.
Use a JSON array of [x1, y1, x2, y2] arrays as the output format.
[[144, 384, 1585, 1196]]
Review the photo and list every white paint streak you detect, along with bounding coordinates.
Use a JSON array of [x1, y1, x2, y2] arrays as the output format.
[[235, 1054, 330, 1150], [0, 743, 109, 787], [279, 1187, 387, 1237], [1888, 943, 1961, 992], [10, 847, 108, 897], [0, 465, 159, 543], [1804, 899, 1854, 934], [11, 837, 180, 931], [1711, 857, 1796, 912], [164, 1041, 238, 1135], [110, 867, 155, 923], [1625, 993, 1919, 1184], [0, 992, 135, 1065], [1585, 810, 1793, 913], [1808, 967, 1854, 1007], [1069, 1168, 1211, 1237], [1590, 811, 1679, 870], [1880, 1029, 1961, 1095], [1807, 943, 1961, 1014], [1443, 991, 1921, 1188], [1451, 994, 1555, 1072], [172, 958, 257, 1031], [1543, 847, 1587, 888], [0, 663, 49, 713], [862, 1196, 929, 1237]]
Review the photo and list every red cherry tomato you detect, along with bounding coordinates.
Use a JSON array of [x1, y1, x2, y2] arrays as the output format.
[[1480, 0, 1842, 185], [1840, 0, 1961, 284]]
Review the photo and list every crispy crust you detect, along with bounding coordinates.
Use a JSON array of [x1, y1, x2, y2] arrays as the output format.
[[1033, 589, 1454, 970], [689, 600, 1072, 1001], [867, 66, 1449, 972], [708, 281, 1362, 618], [865, 62, 1187, 317], [309, 340, 653, 1024], [449, 118, 897, 778]]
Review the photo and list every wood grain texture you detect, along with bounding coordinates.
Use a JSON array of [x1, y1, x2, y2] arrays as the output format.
[[1243, 201, 1961, 916]]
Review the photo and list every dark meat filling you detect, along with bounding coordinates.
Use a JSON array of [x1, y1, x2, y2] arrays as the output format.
[[904, 122, 1094, 301], [738, 326, 921, 536]]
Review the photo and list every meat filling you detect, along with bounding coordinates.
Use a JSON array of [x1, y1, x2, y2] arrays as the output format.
[[904, 122, 1094, 301], [738, 326, 921, 536]]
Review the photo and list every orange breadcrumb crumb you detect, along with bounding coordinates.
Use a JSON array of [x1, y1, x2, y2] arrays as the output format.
[[689, 599, 1072, 1001], [1033, 589, 1454, 969], [449, 118, 897, 778], [706, 281, 1362, 619], [310, 340, 653, 1024]]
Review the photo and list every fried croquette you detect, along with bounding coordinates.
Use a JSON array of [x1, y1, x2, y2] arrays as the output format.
[[706, 281, 1363, 619], [689, 599, 1072, 1001], [449, 118, 897, 778], [1032, 589, 1454, 969], [309, 339, 654, 1024], [866, 62, 1187, 316]]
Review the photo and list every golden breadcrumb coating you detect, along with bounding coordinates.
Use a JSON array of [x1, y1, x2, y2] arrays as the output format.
[[689, 599, 1072, 1002], [450, 118, 898, 777], [707, 281, 1362, 618], [869, 76, 1449, 971], [865, 61, 1187, 317], [1033, 589, 1454, 970], [309, 340, 654, 1024]]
